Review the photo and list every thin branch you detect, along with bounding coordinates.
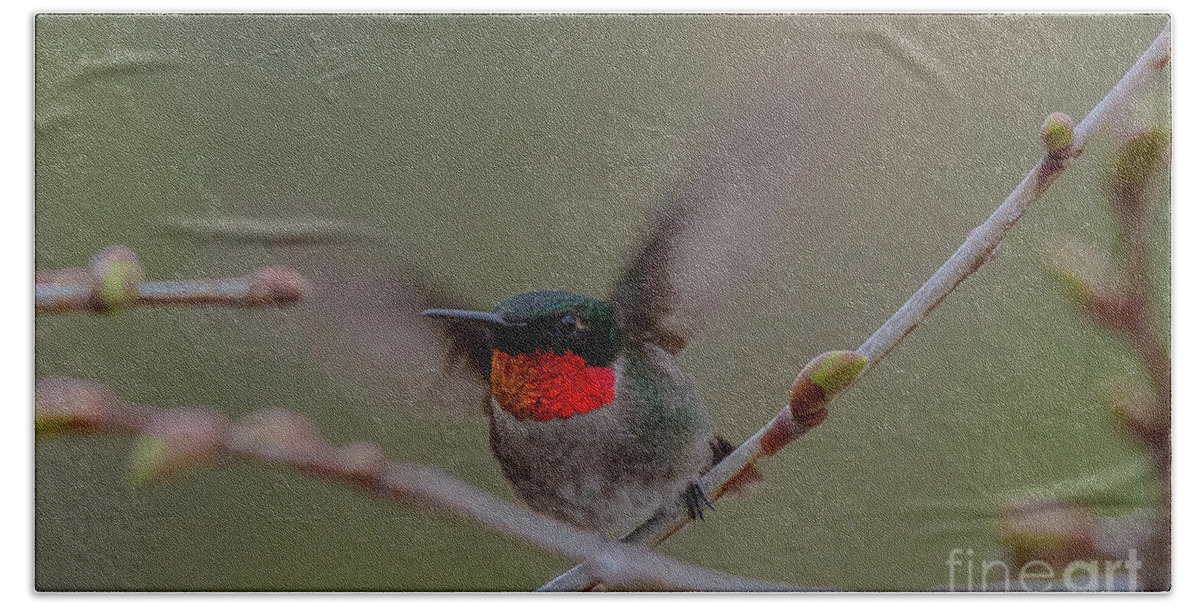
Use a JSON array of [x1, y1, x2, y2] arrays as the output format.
[[35, 245, 309, 314], [34, 377, 799, 592], [859, 22, 1170, 365], [539, 22, 1172, 592]]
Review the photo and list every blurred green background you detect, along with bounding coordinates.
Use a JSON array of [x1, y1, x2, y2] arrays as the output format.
[[34, 14, 1169, 591]]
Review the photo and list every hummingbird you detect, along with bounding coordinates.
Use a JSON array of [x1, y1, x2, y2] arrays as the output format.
[[414, 80, 837, 533], [421, 241, 738, 534], [285, 66, 835, 537]]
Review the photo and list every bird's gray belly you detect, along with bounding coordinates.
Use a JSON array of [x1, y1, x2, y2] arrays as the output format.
[[488, 398, 709, 536]]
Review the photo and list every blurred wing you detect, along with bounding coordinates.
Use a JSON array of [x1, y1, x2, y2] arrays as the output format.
[[614, 68, 837, 352], [287, 251, 493, 418]]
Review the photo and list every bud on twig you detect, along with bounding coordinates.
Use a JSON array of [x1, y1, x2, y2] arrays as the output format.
[[1001, 496, 1100, 570], [36, 378, 788, 591], [88, 245, 146, 314], [246, 266, 310, 307], [543, 22, 1174, 592], [1100, 378, 1165, 446], [790, 350, 868, 423], [1042, 236, 1115, 310], [1114, 128, 1167, 189], [1111, 127, 1168, 221], [1040, 112, 1076, 159], [761, 350, 867, 456], [35, 245, 310, 314], [129, 408, 229, 485], [35, 378, 119, 435]]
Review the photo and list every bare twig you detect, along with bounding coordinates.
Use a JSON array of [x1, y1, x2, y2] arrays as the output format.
[[540, 22, 1172, 592], [35, 245, 309, 314], [858, 23, 1170, 365], [34, 377, 799, 592]]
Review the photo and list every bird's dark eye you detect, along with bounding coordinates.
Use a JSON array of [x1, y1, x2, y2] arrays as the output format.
[[556, 313, 583, 339]]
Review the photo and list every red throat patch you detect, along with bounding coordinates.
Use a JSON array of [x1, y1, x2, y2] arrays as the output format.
[[490, 348, 616, 421]]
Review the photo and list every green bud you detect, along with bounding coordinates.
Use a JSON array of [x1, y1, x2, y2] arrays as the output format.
[[89, 245, 145, 314], [806, 350, 868, 396], [1040, 112, 1076, 157], [1000, 496, 1098, 569], [1114, 127, 1168, 196], [34, 378, 115, 434], [96, 261, 142, 312], [1043, 236, 1113, 308]]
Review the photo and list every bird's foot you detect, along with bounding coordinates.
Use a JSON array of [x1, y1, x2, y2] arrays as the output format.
[[684, 482, 716, 521]]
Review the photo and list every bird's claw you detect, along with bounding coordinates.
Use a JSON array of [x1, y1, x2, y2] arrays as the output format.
[[684, 482, 715, 521]]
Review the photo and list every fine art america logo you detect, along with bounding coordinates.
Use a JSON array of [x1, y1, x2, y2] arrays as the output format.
[[946, 548, 1143, 592]]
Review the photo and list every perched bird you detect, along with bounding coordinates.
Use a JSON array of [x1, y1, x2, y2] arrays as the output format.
[[417, 82, 836, 534], [285, 65, 835, 536], [423, 285, 728, 534]]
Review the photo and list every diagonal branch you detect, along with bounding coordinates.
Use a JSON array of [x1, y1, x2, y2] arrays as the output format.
[[539, 22, 1171, 592], [34, 377, 799, 592]]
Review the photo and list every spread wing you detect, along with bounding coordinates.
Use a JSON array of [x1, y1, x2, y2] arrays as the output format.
[[285, 251, 493, 418], [156, 213, 496, 419], [613, 66, 838, 353]]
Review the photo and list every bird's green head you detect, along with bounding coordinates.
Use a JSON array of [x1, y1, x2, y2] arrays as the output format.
[[490, 290, 620, 365]]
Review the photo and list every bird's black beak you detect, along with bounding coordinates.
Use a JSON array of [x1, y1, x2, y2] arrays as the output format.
[[421, 308, 525, 328]]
